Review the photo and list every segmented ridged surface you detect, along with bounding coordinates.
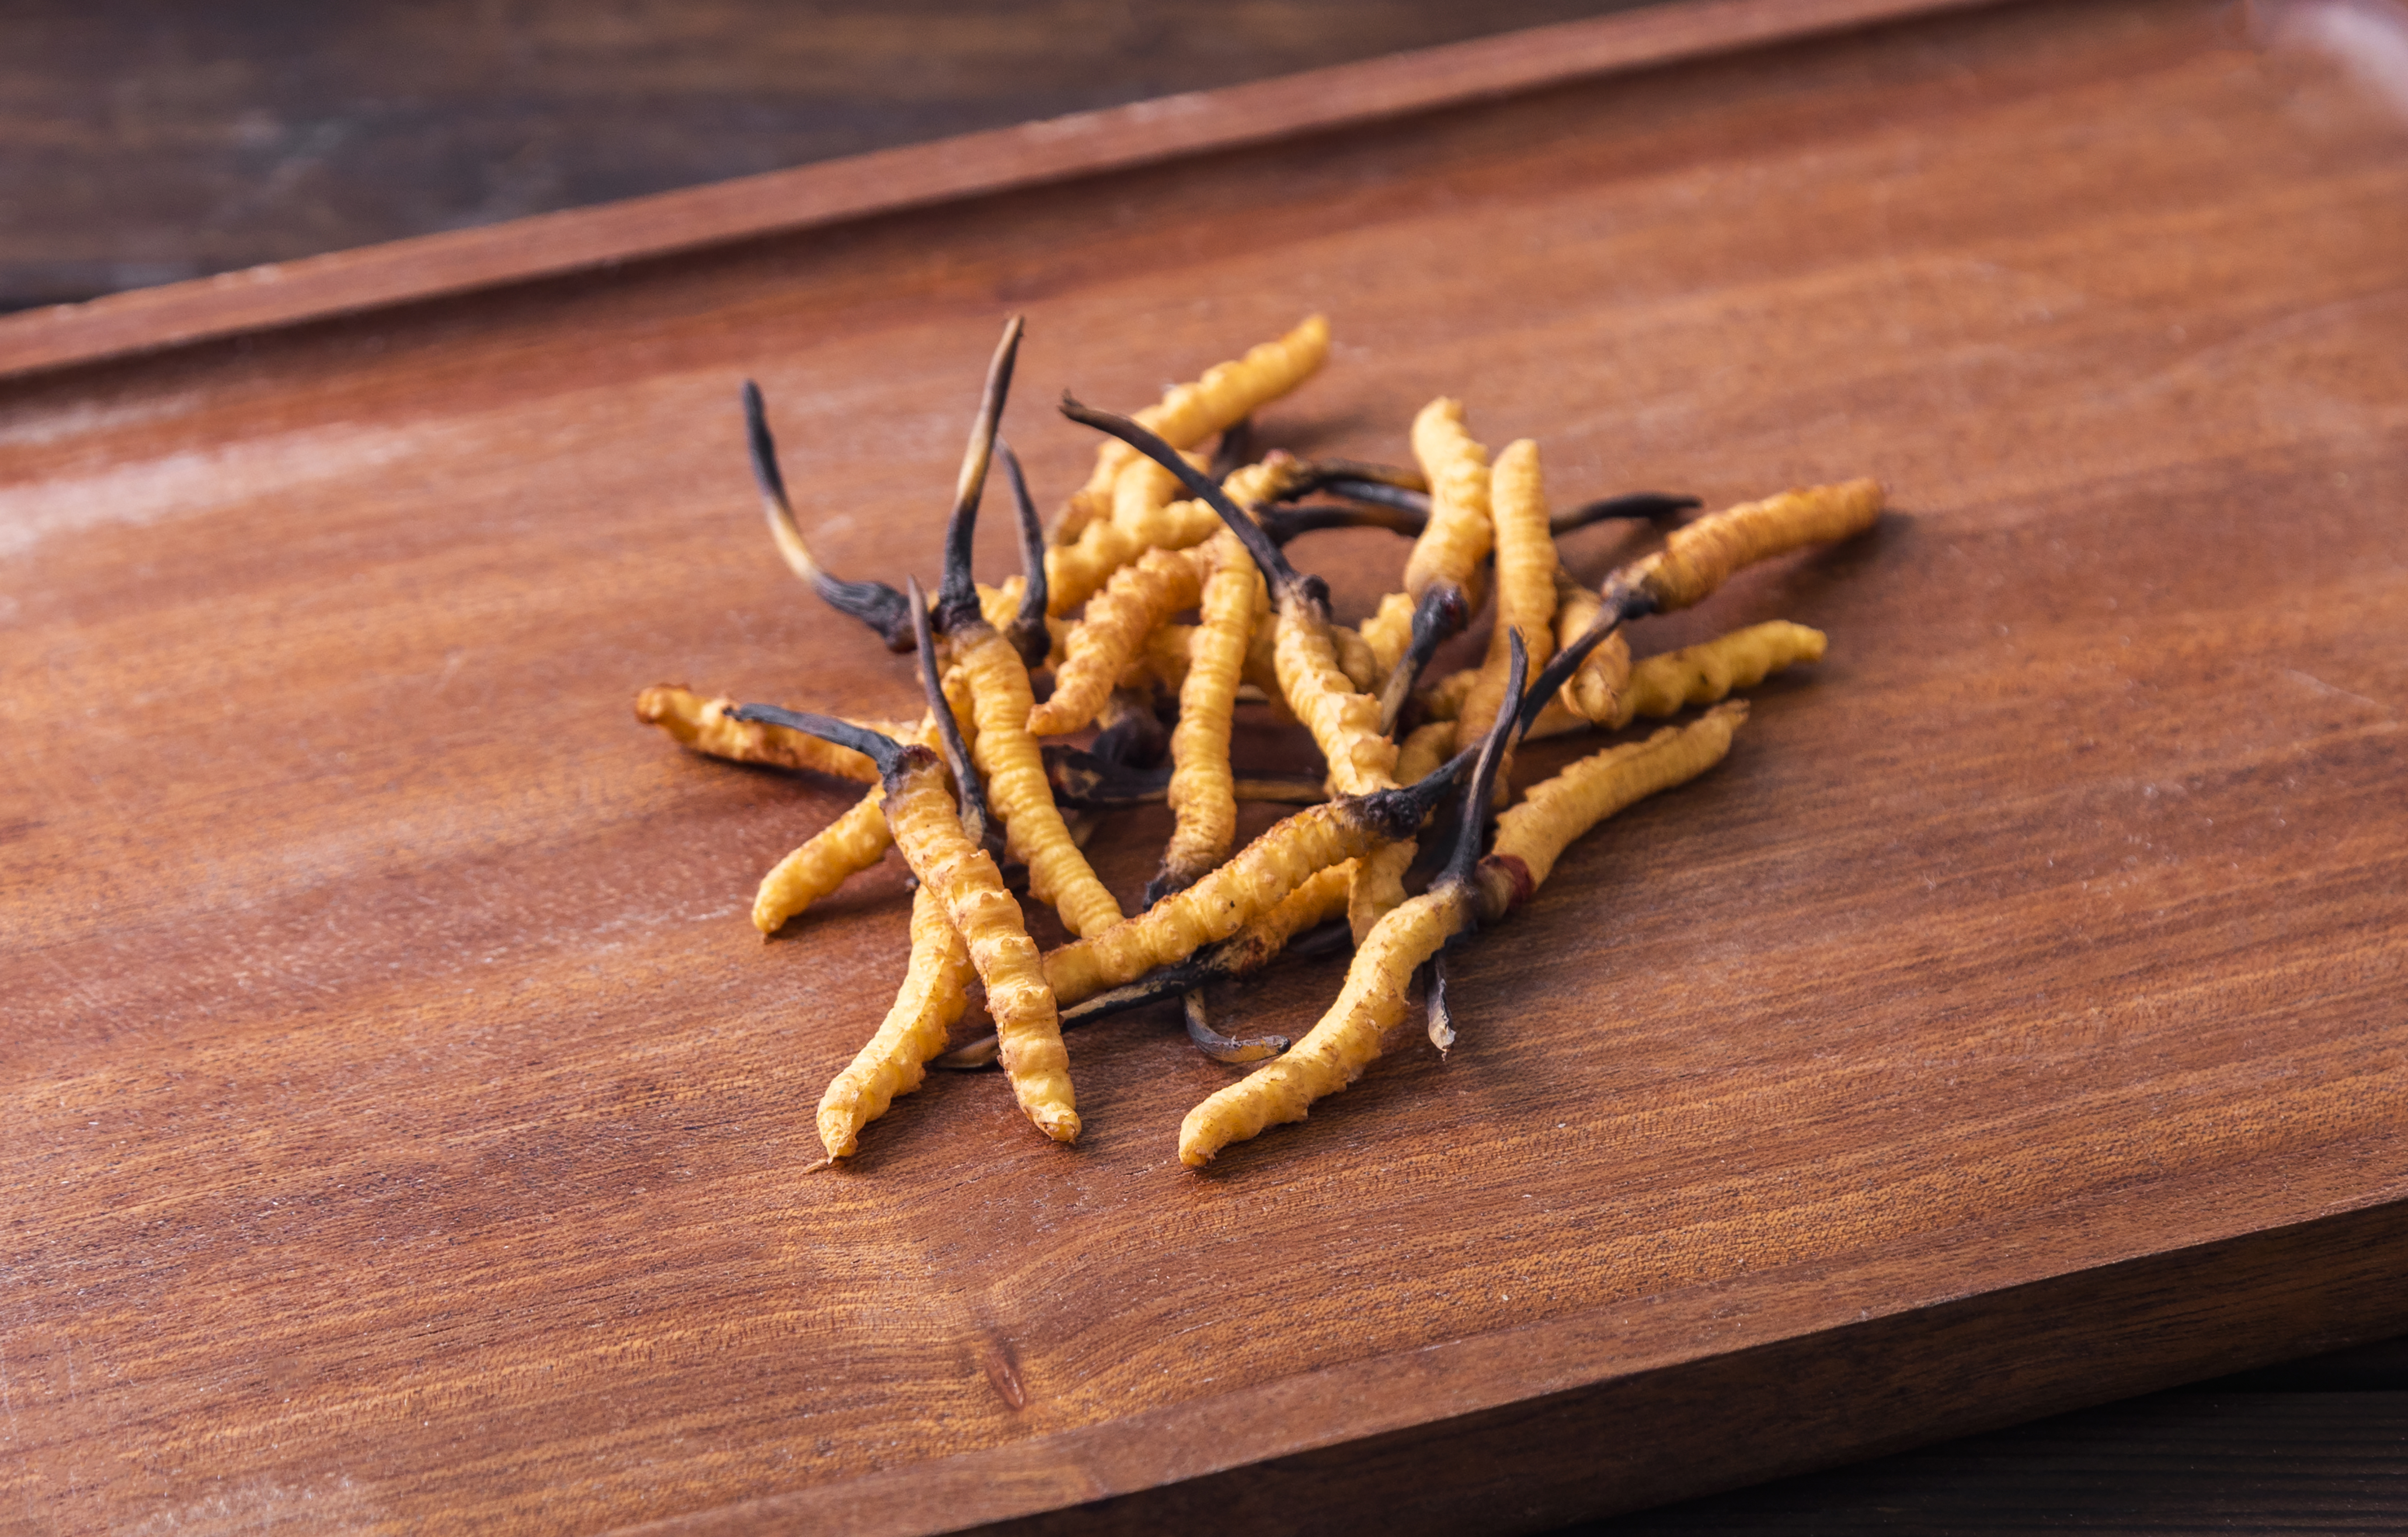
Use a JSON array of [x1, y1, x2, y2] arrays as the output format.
[[1454, 438, 1559, 753], [1634, 478, 1885, 612], [753, 789, 893, 934], [1488, 702, 1747, 896], [883, 757, 1077, 1143], [1161, 531, 1265, 887], [1274, 614, 1397, 797], [635, 685, 904, 783], [959, 625, 1124, 940], [1551, 567, 1632, 725], [1610, 623, 1826, 728], [1043, 799, 1392, 1005], [1404, 399, 1494, 594], [1058, 315, 1329, 528], [1343, 721, 1454, 942], [1028, 546, 1208, 735], [815, 881, 976, 1159], [1178, 885, 1470, 1166]]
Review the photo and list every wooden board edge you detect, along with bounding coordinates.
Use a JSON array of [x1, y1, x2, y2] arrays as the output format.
[[0, 0, 2019, 384], [603, 1192, 2408, 1537]]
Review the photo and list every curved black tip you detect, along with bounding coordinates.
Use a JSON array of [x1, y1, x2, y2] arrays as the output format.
[[742, 381, 787, 508], [1550, 491, 1701, 537], [1515, 578, 1653, 738], [1377, 584, 1471, 737], [997, 440, 1050, 666], [746, 379, 917, 650], [1445, 628, 1527, 885], [726, 703, 906, 775], [938, 317, 1026, 628], [907, 575, 991, 842], [1058, 392, 1307, 604]]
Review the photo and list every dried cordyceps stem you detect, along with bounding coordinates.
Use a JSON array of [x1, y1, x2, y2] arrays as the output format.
[[1176, 634, 1525, 1167], [1522, 480, 1884, 738], [733, 705, 1077, 1144], [1453, 438, 1559, 755], [1184, 992, 1290, 1065], [743, 380, 918, 652], [814, 881, 977, 1162], [934, 859, 1356, 1071], [1357, 399, 1494, 720], [635, 684, 915, 783], [1061, 394, 1399, 797], [1153, 526, 1268, 901], [1049, 315, 1329, 548], [1474, 703, 1748, 925], [1039, 752, 1473, 1007], [938, 320, 1126, 940]]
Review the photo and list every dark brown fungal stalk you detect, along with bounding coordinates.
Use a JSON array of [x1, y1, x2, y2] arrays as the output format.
[[937, 321, 1127, 942], [744, 380, 918, 651], [1090, 688, 1169, 770], [1259, 488, 1700, 547], [906, 575, 994, 847], [1060, 393, 1321, 615], [1208, 416, 1256, 481], [1043, 745, 1326, 813], [1375, 584, 1471, 737], [996, 440, 1051, 669]]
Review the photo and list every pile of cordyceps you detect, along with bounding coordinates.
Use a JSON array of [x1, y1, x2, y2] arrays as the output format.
[[638, 315, 1881, 1169]]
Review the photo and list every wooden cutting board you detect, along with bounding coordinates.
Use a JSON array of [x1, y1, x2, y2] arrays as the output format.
[[3, 0, 2403, 1531]]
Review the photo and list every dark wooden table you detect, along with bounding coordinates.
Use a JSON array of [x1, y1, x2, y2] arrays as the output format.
[[5, 2, 2403, 1531]]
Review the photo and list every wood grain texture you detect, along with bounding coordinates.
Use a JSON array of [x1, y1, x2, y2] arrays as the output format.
[[0, 0, 2007, 380], [1589, 1394, 2408, 1533], [3, 0, 2405, 1532], [0, 0, 1661, 311]]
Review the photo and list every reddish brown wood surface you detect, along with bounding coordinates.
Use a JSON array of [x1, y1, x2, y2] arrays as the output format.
[[2, 0, 2404, 1532], [0, 0, 2003, 381]]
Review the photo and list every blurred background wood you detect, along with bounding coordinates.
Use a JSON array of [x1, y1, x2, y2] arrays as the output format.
[[0, 0, 1650, 311], [4, 1, 2405, 1531]]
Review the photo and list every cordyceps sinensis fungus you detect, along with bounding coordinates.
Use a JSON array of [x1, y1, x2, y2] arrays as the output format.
[[743, 380, 918, 652], [932, 318, 1126, 940], [635, 684, 918, 784], [801, 578, 1016, 1161], [1472, 702, 1749, 924], [1421, 621, 1827, 749], [1359, 398, 1495, 732], [1039, 744, 1477, 1008], [1044, 745, 1325, 813], [1060, 395, 1398, 800], [1520, 479, 1885, 742], [1047, 314, 1330, 552], [750, 639, 981, 937], [632, 679, 977, 937], [1453, 438, 1560, 758], [936, 859, 1357, 1073], [1343, 718, 1460, 943], [730, 704, 1079, 1145], [814, 881, 976, 1163], [1151, 525, 1270, 902], [748, 381, 1057, 669], [1176, 632, 1527, 1168], [1027, 544, 1208, 736]]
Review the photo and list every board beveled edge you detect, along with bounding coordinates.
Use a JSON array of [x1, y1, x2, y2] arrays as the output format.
[[0, 0, 2017, 385], [608, 1188, 2408, 1536]]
